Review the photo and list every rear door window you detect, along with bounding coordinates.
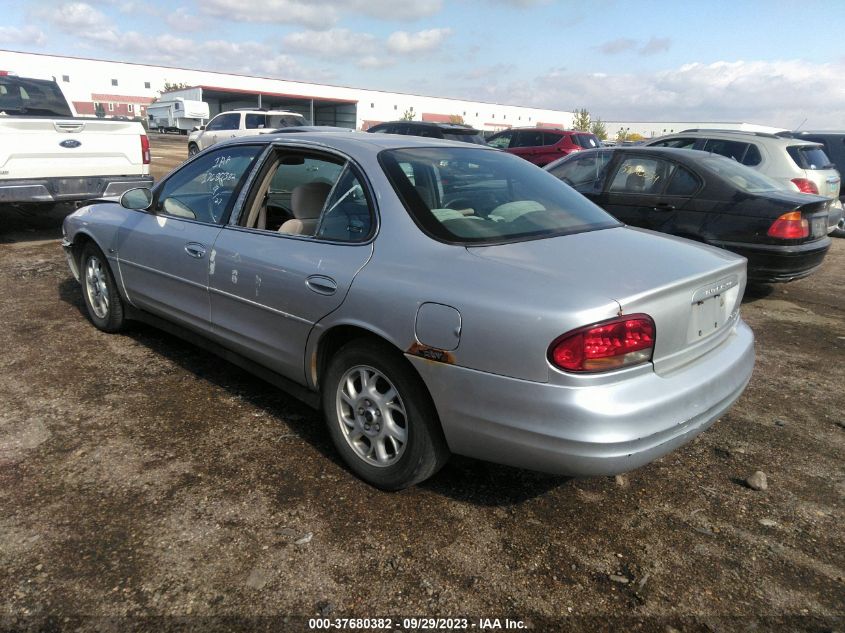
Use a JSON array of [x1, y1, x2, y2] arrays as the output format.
[[787, 145, 833, 170], [608, 156, 676, 194], [245, 113, 268, 129], [548, 151, 611, 193], [701, 139, 752, 163], [513, 130, 544, 147]]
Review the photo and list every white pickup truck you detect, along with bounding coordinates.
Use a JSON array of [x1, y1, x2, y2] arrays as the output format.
[[0, 72, 153, 208]]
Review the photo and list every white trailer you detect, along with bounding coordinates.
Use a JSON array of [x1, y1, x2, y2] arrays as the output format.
[[147, 98, 209, 134]]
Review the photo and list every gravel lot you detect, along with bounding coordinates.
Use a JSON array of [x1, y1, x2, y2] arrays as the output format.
[[1, 133, 843, 632]]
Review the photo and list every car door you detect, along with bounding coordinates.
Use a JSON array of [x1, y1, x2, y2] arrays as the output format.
[[115, 144, 264, 332], [202, 112, 241, 149], [209, 147, 375, 383], [601, 153, 695, 230]]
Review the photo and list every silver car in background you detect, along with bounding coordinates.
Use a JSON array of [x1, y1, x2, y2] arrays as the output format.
[[61, 133, 755, 489]]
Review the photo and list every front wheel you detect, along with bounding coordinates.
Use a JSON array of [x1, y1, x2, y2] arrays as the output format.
[[80, 243, 126, 333], [188, 143, 199, 157], [322, 339, 450, 490]]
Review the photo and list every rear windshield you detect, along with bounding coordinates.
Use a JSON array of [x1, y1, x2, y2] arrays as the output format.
[[787, 145, 834, 170], [442, 130, 487, 145], [699, 155, 782, 193], [573, 134, 602, 149], [379, 147, 620, 244], [0, 76, 73, 117]]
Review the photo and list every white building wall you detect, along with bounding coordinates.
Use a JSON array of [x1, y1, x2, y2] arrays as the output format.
[[0, 50, 574, 130]]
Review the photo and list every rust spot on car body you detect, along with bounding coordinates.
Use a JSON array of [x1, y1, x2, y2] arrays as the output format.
[[407, 342, 455, 365]]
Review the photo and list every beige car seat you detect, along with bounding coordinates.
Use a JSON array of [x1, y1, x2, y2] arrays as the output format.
[[279, 181, 332, 235]]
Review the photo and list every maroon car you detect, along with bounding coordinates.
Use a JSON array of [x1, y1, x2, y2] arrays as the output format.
[[487, 127, 602, 166]]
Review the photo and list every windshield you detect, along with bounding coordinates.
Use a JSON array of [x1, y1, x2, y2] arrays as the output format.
[[787, 145, 834, 170], [379, 147, 620, 244], [0, 76, 73, 117], [699, 155, 783, 193]]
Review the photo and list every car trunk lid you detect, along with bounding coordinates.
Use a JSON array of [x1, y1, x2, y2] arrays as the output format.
[[468, 226, 748, 377]]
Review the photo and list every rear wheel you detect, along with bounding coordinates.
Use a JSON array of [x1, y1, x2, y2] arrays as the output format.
[[322, 339, 450, 490], [80, 243, 126, 333]]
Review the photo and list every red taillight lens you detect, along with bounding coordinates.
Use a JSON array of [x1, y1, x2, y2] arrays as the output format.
[[140, 134, 150, 165], [767, 210, 809, 239], [791, 178, 818, 194], [549, 314, 655, 373]]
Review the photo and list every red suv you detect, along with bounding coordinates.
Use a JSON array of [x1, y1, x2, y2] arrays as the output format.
[[487, 128, 602, 166]]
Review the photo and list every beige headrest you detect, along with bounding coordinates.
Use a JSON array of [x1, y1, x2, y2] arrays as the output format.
[[291, 181, 332, 220]]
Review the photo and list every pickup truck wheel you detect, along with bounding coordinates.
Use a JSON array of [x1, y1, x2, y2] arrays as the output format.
[[188, 143, 199, 157], [80, 243, 126, 333], [323, 339, 450, 490]]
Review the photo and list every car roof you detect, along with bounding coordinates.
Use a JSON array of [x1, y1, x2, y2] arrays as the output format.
[[218, 130, 499, 154], [649, 129, 822, 147], [369, 120, 482, 132]]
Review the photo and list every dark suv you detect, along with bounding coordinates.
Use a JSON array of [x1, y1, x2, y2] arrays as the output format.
[[367, 121, 486, 145], [486, 128, 602, 167]]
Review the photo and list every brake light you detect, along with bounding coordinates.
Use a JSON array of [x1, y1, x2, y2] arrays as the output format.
[[791, 178, 818, 194], [767, 210, 809, 239], [549, 314, 655, 372], [0, 70, 8, 76], [140, 134, 150, 165]]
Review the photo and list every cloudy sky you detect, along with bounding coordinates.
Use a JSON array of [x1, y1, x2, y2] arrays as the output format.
[[2, 0, 844, 127]]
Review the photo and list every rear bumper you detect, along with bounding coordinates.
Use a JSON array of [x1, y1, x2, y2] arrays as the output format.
[[0, 175, 153, 205], [713, 238, 831, 283], [408, 320, 754, 477]]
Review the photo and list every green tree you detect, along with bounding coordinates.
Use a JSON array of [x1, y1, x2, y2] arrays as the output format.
[[448, 114, 465, 124], [400, 108, 415, 121], [159, 81, 190, 94], [572, 108, 590, 131], [590, 118, 607, 140]]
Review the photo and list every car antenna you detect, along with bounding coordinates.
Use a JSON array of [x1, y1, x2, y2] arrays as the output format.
[[794, 117, 807, 132]]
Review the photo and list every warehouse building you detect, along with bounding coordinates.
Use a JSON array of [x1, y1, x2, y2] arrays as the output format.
[[0, 49, 575, 132]]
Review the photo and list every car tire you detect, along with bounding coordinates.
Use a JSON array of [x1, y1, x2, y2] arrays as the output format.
[[322, 338, 450, 490], [80, 243, 126, 333], [188, 143, 199, 157]]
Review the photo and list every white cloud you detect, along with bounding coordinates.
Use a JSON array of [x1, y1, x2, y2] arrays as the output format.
[[47, 2, 113, 29], [283, 28, 377, 59], [596, 37, 637, 55], [0, 26, 47, 47], [386, 28, 452, 54], [459, 59, 845, 129], [201, 0, 441, 29], [640, 37, 671, 56]]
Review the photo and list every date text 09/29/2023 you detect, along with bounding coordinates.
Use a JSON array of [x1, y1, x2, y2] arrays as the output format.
[[307, 617, 527, 629]]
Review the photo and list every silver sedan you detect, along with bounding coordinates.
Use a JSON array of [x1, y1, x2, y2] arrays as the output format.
[[62, 132, 755, 489]]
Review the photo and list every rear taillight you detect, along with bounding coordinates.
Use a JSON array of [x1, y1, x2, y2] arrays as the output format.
[[767, 210, 809, 239], [549, 314, 655, 373], [140, 134, 150, 165], [791, 178, 818, 194]]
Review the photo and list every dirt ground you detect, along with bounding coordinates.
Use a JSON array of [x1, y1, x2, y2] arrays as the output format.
[[0, 134, 843, 632]]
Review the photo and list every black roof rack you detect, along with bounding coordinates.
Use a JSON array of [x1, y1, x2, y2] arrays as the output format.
[[679, 128, 789, 139]]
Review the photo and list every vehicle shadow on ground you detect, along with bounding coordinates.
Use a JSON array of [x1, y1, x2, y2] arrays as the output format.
[[58, 278, 565, 505], [742, 282, 775, 303], [0, 204, 75, 243]]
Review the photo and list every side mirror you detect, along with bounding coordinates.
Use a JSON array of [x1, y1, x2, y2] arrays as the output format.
[[199, 125, 206, 131], [120, 187, 153, 211], [191, 126, 199, 132]]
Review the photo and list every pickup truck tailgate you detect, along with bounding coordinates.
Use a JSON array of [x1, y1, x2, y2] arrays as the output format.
[[0, 118, 148, 179]]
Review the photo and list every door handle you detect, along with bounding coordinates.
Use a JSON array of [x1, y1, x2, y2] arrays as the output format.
[[184, 242, 207, 258], [305, 275, 337, 295], [653, 203, 675, 211]]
